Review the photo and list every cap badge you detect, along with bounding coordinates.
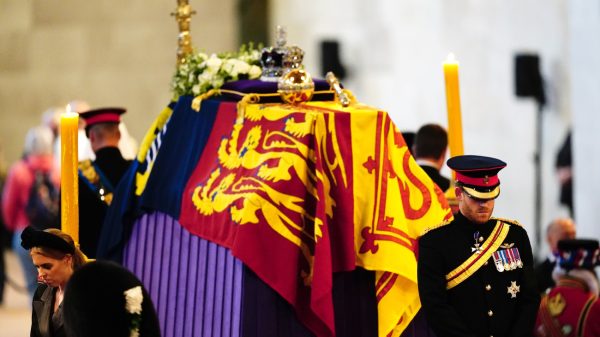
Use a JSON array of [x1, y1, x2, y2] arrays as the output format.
[[483, 175, 489, 185], [548, 293, 566, 316]]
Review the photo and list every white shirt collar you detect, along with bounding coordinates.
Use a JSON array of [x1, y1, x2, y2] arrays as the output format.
[[416, 159, 439, 169]]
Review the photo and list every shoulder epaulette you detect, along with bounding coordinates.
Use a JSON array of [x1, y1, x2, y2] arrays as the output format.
[[78, 160, 114, 206], [78, 159, 100, 184], [492, 217, 522, 227], [78, 159, 92, 170], [421, 218, 453, 236]]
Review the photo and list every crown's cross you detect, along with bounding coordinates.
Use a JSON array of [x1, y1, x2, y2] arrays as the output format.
[[276, 25, 287, 48], [261, 25, 293, 81]]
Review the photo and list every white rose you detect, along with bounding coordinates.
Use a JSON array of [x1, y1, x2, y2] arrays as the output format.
[[248, 65, 262, 79], [192, 84, 200, 95], [211, 77, 224, 88], [198, 72, 213, 85], [206, 54, 222, 73], [222, 59, 237, 77], [124, 286, 143, 315], [224, 59, 250, 77], [234, 60, 251, 74], [197, 52, 208, 61]]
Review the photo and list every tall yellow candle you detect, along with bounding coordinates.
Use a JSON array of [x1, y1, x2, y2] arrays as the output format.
[[443, 53, 465, 159], [60, 105, 79, 242]]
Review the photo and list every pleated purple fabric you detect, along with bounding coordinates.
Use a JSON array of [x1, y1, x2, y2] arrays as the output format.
[[123, 211, 243, 337]]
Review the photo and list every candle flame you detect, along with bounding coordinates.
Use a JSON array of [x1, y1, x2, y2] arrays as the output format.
[[64, 103, 78, 117], [446, 53, 457, 63]]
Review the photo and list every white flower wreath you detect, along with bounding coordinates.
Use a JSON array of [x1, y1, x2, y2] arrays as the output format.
[[171, 44, 263, 99]]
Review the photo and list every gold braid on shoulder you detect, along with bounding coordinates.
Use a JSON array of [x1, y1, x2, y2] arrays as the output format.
[[491, 217, 522, 227], [78, 160, 99, 184], [422, 218, 453, 236]]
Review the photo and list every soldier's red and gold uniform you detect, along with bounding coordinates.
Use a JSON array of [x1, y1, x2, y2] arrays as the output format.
[[534, 238, 600, 337], [535, 278, 600, 337]]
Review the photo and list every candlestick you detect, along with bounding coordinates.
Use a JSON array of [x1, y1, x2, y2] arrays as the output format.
[[443, 53, 465, 159], [60, 105, 79, 242]]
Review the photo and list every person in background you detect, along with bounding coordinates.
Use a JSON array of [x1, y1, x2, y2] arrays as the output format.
[[534, 218, 576, 294], [418, 155, 540, 337], [70, 100, 138, 161], [63, 260, 161, 337], [20, 226, 87, 337], [2, 126, 59, 297], [0, 143, 8, 304], [534, 238, 600, 337], [555, 130, 573, 217], [77, 107, 132, 258], [402, 131, 416, 155], [53, 100, 138, 167], [41, 107, 62, 143], [413, 124, 450, 192]]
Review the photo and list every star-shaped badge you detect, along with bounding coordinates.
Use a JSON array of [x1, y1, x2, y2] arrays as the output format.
[[507, 281, 520, 298]]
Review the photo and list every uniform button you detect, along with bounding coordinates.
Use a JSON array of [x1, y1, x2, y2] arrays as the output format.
[[488, 310, 493, 317], [484, 261, 489, 266], [485, 284, 492, 291]]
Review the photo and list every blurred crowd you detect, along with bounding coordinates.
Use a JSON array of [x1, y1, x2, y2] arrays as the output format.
[[0, 101, 138, 303]]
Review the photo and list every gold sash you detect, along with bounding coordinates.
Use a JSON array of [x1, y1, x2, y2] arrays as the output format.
[[446, 220, 510, 289]]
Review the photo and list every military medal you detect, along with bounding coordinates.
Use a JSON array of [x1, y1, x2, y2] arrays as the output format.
[[513, 248, 523, 268], [507, 281, 520, 298], [507, 248, 517, 270], [493, 251, 505, 272], [471, 231, 483, 254], [498, 250, 510, 271]]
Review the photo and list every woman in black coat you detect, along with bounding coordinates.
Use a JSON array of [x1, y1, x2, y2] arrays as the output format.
[[21, 227, 87, 337]]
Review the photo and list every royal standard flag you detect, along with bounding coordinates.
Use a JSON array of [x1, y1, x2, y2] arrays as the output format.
[[178, 95, 452, 337]]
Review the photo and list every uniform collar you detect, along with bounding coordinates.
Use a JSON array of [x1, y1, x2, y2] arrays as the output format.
[[454, 211, 495, 232], [94, 146, 125, 166]]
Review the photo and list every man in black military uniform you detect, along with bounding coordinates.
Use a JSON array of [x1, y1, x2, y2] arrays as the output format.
[[413, 123, 450, 192], [417, 155, 540, 337], [78, 107, 131, 258]]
